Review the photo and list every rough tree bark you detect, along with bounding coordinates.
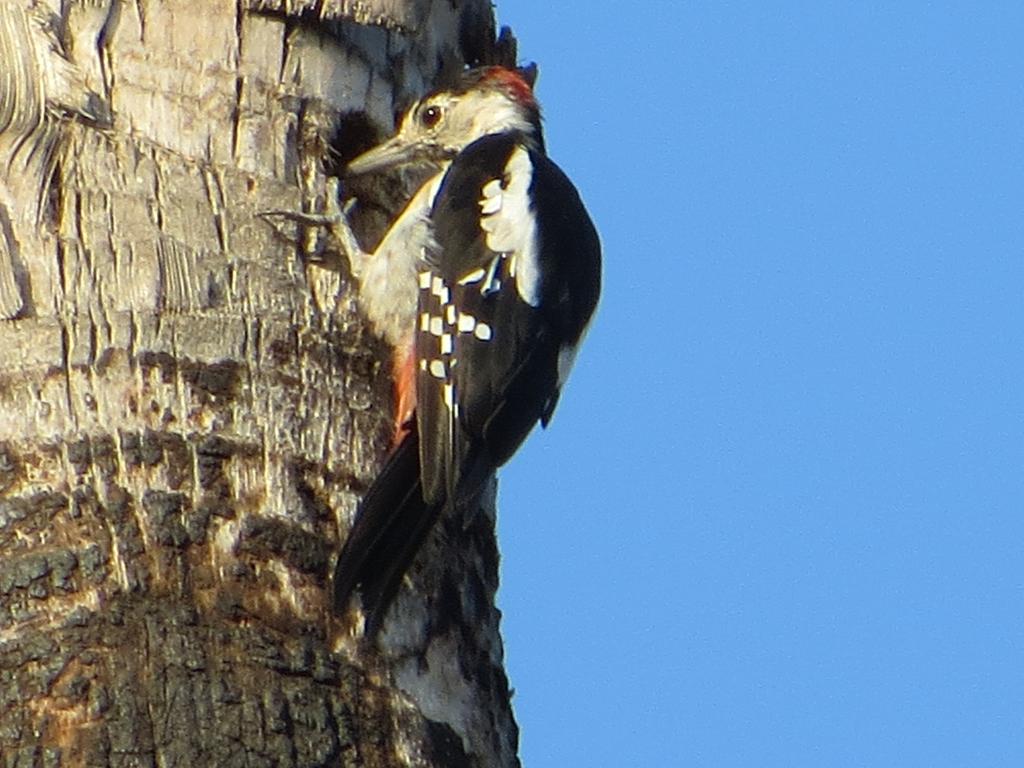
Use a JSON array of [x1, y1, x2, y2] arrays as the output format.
[[0, 1, 521, 766]]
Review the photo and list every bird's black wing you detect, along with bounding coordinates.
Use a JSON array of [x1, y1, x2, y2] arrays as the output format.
[[417, 133, 600, 509]]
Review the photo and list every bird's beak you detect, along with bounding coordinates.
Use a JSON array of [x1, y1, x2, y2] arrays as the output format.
[[346, 135, 428, 176]]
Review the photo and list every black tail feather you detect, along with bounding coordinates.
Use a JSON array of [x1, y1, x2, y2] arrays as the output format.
[[359, 488, 444, 637], [332, 428, 443, 637]]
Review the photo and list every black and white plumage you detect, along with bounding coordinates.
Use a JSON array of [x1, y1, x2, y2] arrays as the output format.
[[417, 132, 600, 505], [332, 67, 601, 635]]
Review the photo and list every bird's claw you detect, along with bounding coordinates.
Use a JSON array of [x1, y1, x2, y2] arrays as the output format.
[[257, 178, 365, 271]]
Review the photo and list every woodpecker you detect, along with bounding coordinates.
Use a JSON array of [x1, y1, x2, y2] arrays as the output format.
[[329, 66, 601, 635]]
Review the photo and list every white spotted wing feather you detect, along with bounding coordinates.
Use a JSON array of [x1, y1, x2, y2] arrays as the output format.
[[416, 133, 600, 508]]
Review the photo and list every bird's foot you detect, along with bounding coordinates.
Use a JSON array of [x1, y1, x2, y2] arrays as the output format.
[[258, 179, 366, 271]]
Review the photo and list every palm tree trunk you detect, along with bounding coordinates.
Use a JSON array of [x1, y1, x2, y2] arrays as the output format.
[[0, 1, 520, 765]]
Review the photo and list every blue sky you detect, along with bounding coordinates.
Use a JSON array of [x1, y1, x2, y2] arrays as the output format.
[[489, 3, 1023, 766]]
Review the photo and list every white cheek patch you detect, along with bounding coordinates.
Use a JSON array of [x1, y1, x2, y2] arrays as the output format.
[[478, 147, 540, 306], [466, 92, 536, 141]]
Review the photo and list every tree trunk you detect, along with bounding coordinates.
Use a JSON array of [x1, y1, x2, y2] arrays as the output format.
[[0, 1, 519, 765]]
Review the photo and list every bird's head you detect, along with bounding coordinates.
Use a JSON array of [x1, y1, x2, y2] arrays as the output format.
[[346, 66, 542, 176]]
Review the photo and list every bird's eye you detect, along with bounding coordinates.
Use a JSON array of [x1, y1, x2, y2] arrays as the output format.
[[420, 105, 443, 128]]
